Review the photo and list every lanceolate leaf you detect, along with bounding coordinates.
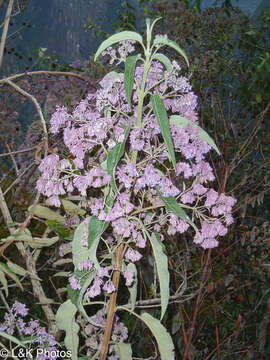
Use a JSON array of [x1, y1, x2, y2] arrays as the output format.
[[72, 221, 89, 268], [116, 343, 132, 360], [149, 233, 169, 320], [146, 18, 151, 48], [0, 270, 8, 297], [152, 53, 173, 72], [106, 126, 131, 192], [0, 332, 26, 347], [67, 284, 80, 307], [87, 216, 109, 270], [4, 228, 32, 242], [116, 307, 175, 360], [158, 191, 193, 226], [0, 262, 23, 291], [141, 312, 175, 359], [170, 115, 220, 155], [146, 17, 162, 49], [56, 300, 79, 360], [94, 31, 143, 61], [118, 308, 174, 360], [126, 263, 137, 311], [151, 94, 176, 169], [153, 36, 189, 67], [46, 220, 70, 238], [149, 17, 162, 44], [61, 199, 86, 217], [30, 204, 65, 224], [124, 54, 140, 105], [30, 236, 59, 248], [7, 261, 41, 280]]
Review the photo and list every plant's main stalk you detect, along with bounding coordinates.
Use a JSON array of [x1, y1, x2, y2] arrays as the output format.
[[99, 239, 124, 360]]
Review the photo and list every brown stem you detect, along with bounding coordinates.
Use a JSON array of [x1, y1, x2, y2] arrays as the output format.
[[99, 240, 124, 360], [212, 293, 221, 360]]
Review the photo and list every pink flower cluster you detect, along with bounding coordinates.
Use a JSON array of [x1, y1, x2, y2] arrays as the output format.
[[37, 56, 236, 261]]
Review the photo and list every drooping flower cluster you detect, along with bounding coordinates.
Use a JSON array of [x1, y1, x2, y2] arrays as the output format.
[[0, 302, 58, 359]]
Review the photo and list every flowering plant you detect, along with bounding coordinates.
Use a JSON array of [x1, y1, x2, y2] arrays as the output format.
[[35, 18, 236, 359]]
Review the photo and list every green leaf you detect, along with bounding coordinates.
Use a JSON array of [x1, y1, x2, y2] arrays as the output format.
[[158, 191, 193, 226], [146, 17, 162, 49], [152, 53, 173, 71], [72, 222, 89, 268], [46, 220, 70, 238], [61, 199, 86, 217], [72, 189, 115, 271], [126, 263, 137, 311], [146, 18, 151, 48], [116, 306, 175, 360], [53, 271, 70, 277], [149, 233, 169, 320], [0, 262, 23, 291], [29, 204, 66, 224], [87, 216, 109, 270], [7, 261, 41, 280], [6, 261, 27, 277], [151, 94, 176, 169], [67, 284, 80, 307], [153, 36, 189, 67], [94, 31, 143, 61], [54, 259, 72, 266], [170, 115, 220, 155], [56, 300, 79, 360], [141, 312, 175, 360], [0, 270, 8, 297], [0, 331, 26, 347], [116, 342, 132, 359], [30, 236, 59, 248], [124, 55, 140, 105], [106, 126, 131, 192], [4, 228, 32, 242]]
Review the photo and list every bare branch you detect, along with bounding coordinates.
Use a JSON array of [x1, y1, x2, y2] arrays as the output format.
[[0, 145, 38, 158], [0, 70, 88, 84], [3, 78, 48, 156], [4, 141, 19, 175], [3, 162, 35, 195]]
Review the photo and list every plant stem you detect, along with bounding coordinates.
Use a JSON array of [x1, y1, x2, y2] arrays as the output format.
[[131, 59, 151, 163], [99, 240, 124, 360]]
